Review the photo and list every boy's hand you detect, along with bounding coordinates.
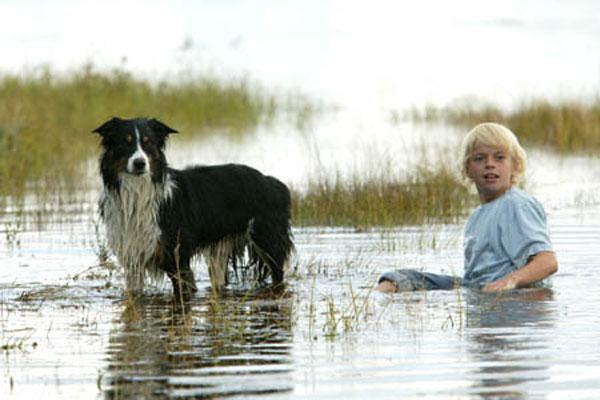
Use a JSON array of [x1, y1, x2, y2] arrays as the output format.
[[482, 276, 517, 292], [482, 251, 558, 292]]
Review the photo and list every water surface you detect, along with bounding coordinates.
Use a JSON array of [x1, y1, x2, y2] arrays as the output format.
[[2, 194, 600, 398]]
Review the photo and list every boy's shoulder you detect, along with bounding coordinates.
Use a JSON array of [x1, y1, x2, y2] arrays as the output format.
[[491, 187, 546, 220], [503, 187, 543, 208]]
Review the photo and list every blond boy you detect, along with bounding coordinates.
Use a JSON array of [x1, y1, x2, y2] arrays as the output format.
[[377, 123, 558, 293]]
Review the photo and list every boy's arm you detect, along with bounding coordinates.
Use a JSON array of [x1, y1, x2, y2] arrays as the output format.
[[482, 251, 558, 292]]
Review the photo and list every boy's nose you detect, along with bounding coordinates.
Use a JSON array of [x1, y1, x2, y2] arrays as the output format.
[[484, 156, 496, 167]]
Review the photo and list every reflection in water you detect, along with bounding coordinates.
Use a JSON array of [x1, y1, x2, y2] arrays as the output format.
[[465, 289, 555, 399], [103, 289, 294, 399]]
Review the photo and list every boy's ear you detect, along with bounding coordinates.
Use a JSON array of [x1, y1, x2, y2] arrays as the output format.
[[92, 117, 122, 136], [147, 118, 179, 136]]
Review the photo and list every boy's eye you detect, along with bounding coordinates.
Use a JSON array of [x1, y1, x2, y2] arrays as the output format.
[[472, 155, 484, 162]]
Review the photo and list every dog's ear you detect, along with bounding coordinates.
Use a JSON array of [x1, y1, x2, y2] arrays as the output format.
[[92, 117, 123, 136], [148, 118, 179, 136]]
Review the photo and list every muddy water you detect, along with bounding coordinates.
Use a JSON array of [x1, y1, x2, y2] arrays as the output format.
[[1, 192, 600, 399]]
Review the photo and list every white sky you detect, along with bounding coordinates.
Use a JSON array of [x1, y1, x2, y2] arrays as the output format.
[[1, 0, 600, 109]]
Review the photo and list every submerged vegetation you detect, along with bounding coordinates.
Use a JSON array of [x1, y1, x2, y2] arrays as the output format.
[[0, 64, 311, 198], [405, 98, 600, 153]]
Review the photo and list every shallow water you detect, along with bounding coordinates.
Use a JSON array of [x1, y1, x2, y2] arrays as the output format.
[[2, 108, 600, 399], [2, 189, 600, 399]]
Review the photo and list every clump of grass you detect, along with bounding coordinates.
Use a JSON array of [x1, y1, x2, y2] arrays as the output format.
[[0, 64, 309, 199], [1, 334, 37, 353], [292, 163, 475, 228], [405, 97, 600, 153], [14, 285, 79, 307], [322, 282, 377, 339], [0, 296, 37, 353]]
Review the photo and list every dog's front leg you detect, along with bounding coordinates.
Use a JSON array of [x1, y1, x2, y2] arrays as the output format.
[[170, 267, 198, 302], [159, 247, 198, 301]]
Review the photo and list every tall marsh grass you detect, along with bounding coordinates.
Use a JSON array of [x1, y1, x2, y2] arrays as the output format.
[[0, 65, 299, 198], [292, 162, 475, 228], [406, 98, 600, 153]]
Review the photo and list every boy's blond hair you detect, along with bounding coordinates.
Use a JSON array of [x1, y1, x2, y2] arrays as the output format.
[[460, 122, 527, 185]]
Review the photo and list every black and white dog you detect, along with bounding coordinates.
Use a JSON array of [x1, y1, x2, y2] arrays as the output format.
[[93, 117, 294, 298]]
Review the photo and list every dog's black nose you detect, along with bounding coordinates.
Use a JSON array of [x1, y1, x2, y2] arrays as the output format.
[[133, 158, 147, 170]]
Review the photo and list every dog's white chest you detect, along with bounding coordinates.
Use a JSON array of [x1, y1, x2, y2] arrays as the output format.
[[100, 175, 171, 289]]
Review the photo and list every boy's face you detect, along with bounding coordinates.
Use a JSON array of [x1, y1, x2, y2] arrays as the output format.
[[467, 144, 514, 203]]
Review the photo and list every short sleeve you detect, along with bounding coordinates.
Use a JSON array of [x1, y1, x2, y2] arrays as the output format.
[[499, 198, 553, 268]]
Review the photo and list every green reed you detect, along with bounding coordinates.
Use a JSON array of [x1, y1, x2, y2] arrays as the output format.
[[0, 64, 297, 199], [292, 163, 475, 228], [406, 98, 600, 153]]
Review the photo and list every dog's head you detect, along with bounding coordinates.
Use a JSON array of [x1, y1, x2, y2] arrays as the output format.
[[93, 117, 177, 179]]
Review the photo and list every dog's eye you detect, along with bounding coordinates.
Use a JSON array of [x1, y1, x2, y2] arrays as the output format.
[[142, 136, 150, 145], [126, 135, 133, 144]]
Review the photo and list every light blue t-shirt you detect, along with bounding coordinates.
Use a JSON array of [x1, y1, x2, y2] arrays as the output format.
[[462, 187, 553, 288]]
